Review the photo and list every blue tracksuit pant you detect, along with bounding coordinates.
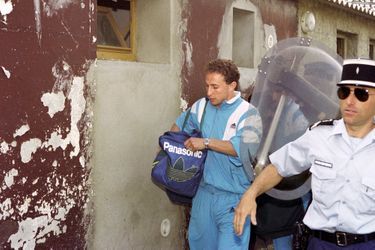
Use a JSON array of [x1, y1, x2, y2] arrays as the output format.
[[188, 184, 250, 250]]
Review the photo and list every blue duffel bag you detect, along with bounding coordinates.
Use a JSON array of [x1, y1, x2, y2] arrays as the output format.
[[152, 101, 208, 205]]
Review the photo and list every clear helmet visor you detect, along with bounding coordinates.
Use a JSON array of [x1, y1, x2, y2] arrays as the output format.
[[241, 37, 343, 200]]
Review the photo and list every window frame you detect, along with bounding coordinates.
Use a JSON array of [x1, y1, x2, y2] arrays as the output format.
[[337, 30, 358, 59], [369, 39, 375, 60], [336, 36, 346, 59], [96, 0, 136, 61]]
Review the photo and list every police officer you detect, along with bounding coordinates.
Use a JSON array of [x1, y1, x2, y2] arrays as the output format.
[[233, 58, 375, 250]]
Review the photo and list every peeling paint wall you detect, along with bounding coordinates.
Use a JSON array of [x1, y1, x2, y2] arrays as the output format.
[[0, 0, 95, 248], [181, 0, 228, 104]]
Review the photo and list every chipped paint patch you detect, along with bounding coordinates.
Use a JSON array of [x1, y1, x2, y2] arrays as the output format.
[[179, 98, 188, 111], [0, 198, 13, 220], [41, 91, 66, 118], [8, 192, 77, 249], [179, 15, 194, 74], [41, 74, 86, 159], [1, 66, 11, 78], [4, 168, 18, 189], [8, 215, 61, 249], [20, 138, 42, 163], [0, 0, 13, 18], [13, 124, 30, 138], [43, 0, 75, 17], [17, 197, 31, 216], [52, 160, 58, 167], [52, 61, 73, 92], [184, 41, 194, 74], [0, 141, 10, 154], [33, 0, 42, 44], [67, 77, 86, 158], [42, 131, 68, 150], [79, 156, 85, 168], [179, 7, 194, 75], [0, 140, 16, 154], [32, 178, 39, 185]]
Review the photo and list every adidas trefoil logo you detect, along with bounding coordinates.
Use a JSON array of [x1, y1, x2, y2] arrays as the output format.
[[167, 157, 198, 182]]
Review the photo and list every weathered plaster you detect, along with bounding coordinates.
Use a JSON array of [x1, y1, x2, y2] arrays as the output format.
[[20, 138, 42, 163], [43, 0, 75, 17], [181, 0, 228, 104], [0, 0, 12, 23], [179, 97, 188, 111], [41, 91, 66, 118], [0, 0, 12, 15], [40, 72, 87, 161], [13, 125, 30, 138], [4, 168, 18, 189], [33, 0, 41, 44], [0, 0, 95, 248], [1, 66, 10, 78]]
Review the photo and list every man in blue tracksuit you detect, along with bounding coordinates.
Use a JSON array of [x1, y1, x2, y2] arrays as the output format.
[[171, 59, 262, 249]]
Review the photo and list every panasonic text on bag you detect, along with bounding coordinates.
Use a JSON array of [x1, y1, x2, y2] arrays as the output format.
[[163, 142, 203, 158]]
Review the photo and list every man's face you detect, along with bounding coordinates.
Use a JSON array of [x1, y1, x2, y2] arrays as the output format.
[[339, 85, 375, 128], [205, 72, 236, 107]]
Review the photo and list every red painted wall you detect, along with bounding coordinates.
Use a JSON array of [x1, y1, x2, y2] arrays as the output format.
[[0, 1, 95, 248], [255, 0, 298, 40]]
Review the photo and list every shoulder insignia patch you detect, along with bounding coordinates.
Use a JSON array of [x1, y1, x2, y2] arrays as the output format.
[[309, 119, 335, 130]]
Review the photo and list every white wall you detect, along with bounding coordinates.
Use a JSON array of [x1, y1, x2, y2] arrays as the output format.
[[91, 61, 185, 249], [90, 1, 188, 249]]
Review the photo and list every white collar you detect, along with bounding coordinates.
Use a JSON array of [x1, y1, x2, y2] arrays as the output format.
[[224, 91, 241, 104]]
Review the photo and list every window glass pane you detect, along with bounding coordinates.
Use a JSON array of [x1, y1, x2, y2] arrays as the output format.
[[97, 0, 135, 60], [97, 12, 123, 47], [337, 37, 345, 58]]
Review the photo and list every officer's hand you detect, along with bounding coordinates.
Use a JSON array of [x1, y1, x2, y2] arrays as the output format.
[[233, 190, 258, 236], [184, 137, 204, 151]]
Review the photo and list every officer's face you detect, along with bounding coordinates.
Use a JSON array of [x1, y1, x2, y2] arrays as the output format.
[[205, 72, 236, 107], [339, 85, 375, 128]]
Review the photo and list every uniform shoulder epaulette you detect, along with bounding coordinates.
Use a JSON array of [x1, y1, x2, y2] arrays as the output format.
[[309, 119, 335, 130]]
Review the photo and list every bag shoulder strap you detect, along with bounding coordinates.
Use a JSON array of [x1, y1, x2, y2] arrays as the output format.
[[181, 108, 191, 132], [199, 98, 208, 131], [182, 97, 209, 132]]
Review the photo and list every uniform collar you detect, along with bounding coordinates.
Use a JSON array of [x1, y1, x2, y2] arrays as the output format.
[[330, 118, 375, 141], [330, 118, 346, 137]]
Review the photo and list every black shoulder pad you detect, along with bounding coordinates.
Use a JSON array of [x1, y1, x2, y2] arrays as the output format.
[[309, 119, 335, 130]]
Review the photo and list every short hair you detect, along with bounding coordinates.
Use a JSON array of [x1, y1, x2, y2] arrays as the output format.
[[205, 59, 240, 87]]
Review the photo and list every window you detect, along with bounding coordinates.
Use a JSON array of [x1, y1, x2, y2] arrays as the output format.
[[336, 37, 345, 59], [336, 30, 358, 59], [97, 0, 136, 60], [232, 8, 255, 68], [370, 39, 375, 60]]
